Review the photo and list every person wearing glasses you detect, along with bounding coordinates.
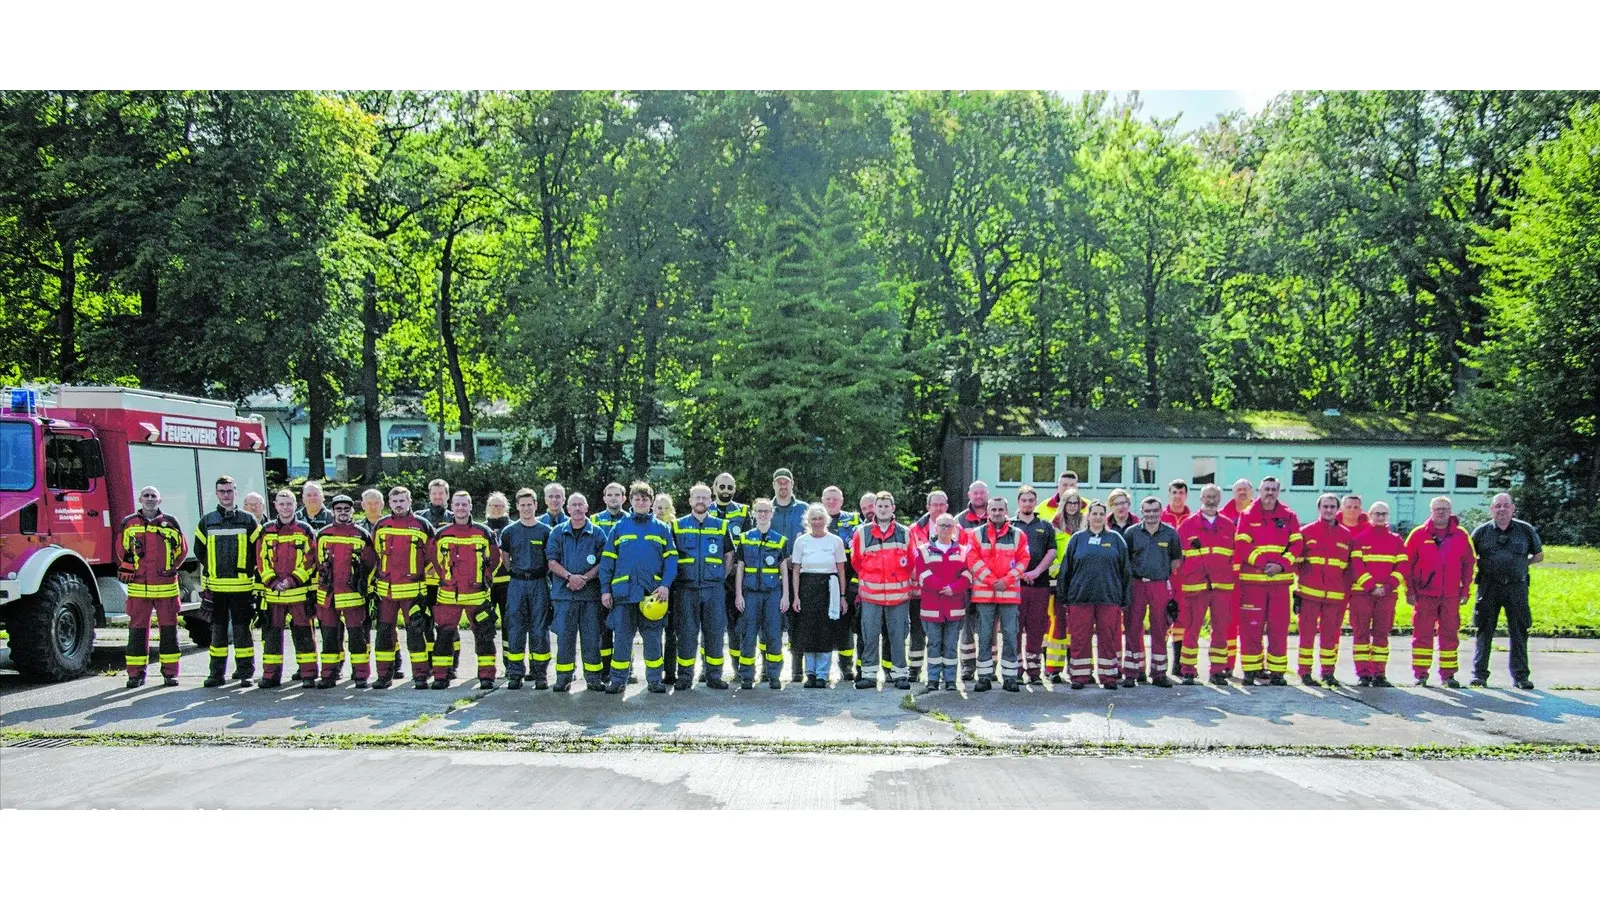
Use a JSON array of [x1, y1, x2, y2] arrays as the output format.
[[914, 513, 977, 692], [1469, 493, 1543, 690]]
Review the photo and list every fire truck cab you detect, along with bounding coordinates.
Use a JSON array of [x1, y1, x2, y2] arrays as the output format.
[[1, 385, 267, 681]]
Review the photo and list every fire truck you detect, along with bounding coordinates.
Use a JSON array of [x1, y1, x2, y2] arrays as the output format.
[[0, 385, 268, 681]]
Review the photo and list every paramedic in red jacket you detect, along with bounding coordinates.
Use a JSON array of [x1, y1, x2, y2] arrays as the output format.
[[1176, 484, 1236, 685], [1349, 501, 1408, 687], [1404, 496, 1475, 687], [968, 497, 1032, 692], [1233, 477, 1303, 686], [1218, 478, 1254, 673], [1295, 493, 1354, 687], [914, 513, 978, 692]]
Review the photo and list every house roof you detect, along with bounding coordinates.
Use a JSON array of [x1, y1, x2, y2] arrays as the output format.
[[953, 407, 1491, 446]]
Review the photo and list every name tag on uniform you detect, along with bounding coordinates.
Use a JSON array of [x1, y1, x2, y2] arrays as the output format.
[[1089, 536, 1102, 546]]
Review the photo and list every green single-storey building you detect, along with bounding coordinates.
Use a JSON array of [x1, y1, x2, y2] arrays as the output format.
[[941, 408, 1506, 530]]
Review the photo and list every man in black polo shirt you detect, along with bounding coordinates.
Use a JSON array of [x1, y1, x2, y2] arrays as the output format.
[[1012, 485, 1057, 685], [1469, 493, 1544, 690], [1123, 496, 1182, 687]]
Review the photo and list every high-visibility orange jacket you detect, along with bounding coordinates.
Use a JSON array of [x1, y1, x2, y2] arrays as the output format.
[[851, 520, 914, 606], [1175, 511, 1236, 593], [1233, 499, 1303, 585], [1296, 518, 1354, 601], [968, 521, 1031, 604]]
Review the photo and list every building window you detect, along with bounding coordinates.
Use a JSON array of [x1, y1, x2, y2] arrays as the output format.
[[1487, 463, 1512, 491], [998, 454, 1023, 484], [1326, 458, 1349, 488], [477, 437, 503, 463], [1031, 454, 1056, 484], [302, 437, 332, 460], [1098, 455, 1123, 485], [1389, 459, 1413, 489], [1422, 459, 1446, 490], [1291, 458, 1316, 487], [1063, 454, 1089, 483], [1455, 459, 1481, 491], [1134, 455, 1157, 485], [1192, 457, 1217, 486], [649, 438, 665, 462]]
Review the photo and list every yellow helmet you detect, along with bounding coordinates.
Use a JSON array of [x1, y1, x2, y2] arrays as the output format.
[[639, 594, 669, 622]]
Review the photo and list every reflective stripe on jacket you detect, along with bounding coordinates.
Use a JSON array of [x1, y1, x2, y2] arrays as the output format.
[[1296, 519, 1354, 601]]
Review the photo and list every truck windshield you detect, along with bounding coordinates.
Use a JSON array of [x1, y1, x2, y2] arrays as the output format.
[[1, 421, 36, 491]]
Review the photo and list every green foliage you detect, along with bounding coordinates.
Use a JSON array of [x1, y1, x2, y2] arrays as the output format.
[[2, 89, 1598, 540], [1469, 103, 1600, 544], [682, 182, 913, 497]]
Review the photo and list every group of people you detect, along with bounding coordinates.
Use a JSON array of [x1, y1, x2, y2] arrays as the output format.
[[115, 466, 1546, 696]]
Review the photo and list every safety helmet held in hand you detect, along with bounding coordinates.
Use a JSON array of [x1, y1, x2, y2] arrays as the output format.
[[639, 594, 669, 621]]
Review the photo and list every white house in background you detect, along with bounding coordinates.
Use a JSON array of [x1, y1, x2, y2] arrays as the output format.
[[241, 387, 682, 480], [941, 407, 1507, 531]]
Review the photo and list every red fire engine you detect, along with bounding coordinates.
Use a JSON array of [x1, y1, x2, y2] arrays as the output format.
[[1, 385, 267, 681]]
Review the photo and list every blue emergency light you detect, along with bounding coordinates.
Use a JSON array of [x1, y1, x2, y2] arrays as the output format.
[[7, 387, 38, 415]]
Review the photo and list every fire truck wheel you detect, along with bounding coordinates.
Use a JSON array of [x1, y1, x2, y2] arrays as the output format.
[[183, 614, 213, 649], [9, 570, 96, 682]]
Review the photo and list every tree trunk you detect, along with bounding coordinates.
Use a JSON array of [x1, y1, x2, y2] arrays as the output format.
[[56, 235, 77, 382], [137, 269, 159, 388], [437, 223, 476, 465], [632, 313, 659, 477], [361, 273, 384, 482], [306, 351, 328, 481]]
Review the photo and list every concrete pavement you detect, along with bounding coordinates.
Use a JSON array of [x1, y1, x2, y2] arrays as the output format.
[[6, 744, 1600, 809], [2, 635, 1597, 751]]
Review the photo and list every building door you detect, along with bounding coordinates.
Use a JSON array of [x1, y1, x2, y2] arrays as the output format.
[[43, 430, 111, 565]]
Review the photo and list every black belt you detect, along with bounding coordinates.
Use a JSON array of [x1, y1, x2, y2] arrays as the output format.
[[510, 571, 547, 581]]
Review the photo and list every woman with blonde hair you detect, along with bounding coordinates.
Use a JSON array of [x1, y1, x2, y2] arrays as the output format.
[[789, 504, 850, 687]]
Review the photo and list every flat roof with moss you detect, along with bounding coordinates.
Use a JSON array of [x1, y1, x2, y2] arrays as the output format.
[[953, 407, 1491, 446]]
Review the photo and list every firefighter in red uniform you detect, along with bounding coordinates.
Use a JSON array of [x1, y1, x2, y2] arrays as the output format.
[[1349, 501, 1408, 687], [257, 489, 320, 689], [371, 486, 435, 689], [431, 491, 503, 690], [1217, 478, 1254, 674], [118, 485, 188, 688], [1338, 494, 1369, 538], [1233, 476, 1303, 686], [1295, 493, 1355, 687], [314, 495, 377, 688], [1176, 484, 1236, 685], [1404, 496, 1475, 687]]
